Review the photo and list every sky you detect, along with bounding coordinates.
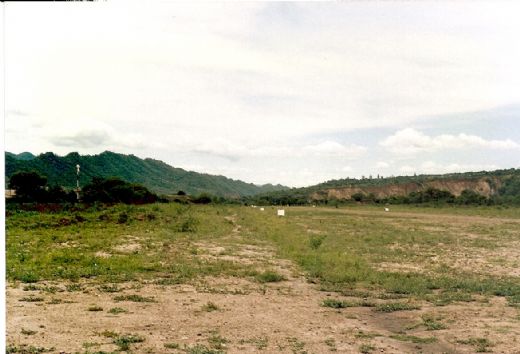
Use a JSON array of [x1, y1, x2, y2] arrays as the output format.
[[4, 1, 520, 187]]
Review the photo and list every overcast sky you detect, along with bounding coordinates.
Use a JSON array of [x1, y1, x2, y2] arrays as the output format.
[[4, 2, 520, 187]]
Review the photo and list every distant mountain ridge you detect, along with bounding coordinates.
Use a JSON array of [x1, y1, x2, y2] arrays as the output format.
[[5, 151, 288, 198]]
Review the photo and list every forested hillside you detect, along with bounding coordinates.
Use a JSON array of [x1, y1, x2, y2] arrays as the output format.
[[5, 151, 287, 198]]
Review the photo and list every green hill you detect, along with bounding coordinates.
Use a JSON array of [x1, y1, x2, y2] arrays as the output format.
[[247, 168, 520, 205], [5, 151, 287, 198], [6, 152, 36, 161]]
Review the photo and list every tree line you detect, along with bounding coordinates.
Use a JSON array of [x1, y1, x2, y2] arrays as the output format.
[[6, 171, 236, 206], [7, 171, 159, 205]]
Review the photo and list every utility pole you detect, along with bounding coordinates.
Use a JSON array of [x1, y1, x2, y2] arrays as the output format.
[[75, 164, 81, 201]]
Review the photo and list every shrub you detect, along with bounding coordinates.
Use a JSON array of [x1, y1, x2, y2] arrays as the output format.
[[192, 193, 213, 204]]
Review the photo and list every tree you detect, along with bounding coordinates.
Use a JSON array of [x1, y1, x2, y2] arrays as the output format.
[[8, 171, 47, 202], [82, 177, 158, 204]]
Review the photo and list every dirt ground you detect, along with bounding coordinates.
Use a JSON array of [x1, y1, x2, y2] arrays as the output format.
[[6, 210, 520, 353]]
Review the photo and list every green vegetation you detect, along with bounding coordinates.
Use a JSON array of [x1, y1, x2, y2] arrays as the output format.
[[359, 343, 376, 353], [321, 298, 375, 309], [208, 332, 229, 350], [7, 203, 520, 306], [5, 151, 287, 197], [108, 307, 128, 314], [374, 302, 420, 312], [183, 344, 224, 354], [113, 294, 156, 303], [20, 328, 37, 336], [7, 171, 76, 203], [6, 345, 54, 354], [389, 334, 437, 344], [456, 337, 494, 352], [112, 334, 145, 351], [19, 296, 44, 302], [239, 336, 268, 350], [163, 342, 180, 349], [201, 301, 219, 312], [7, 171, 158, 205], [420, 314, 447, 330], [82, 177, 159, 204], [234, 206, 520, 306], [254, 270, 285, 283]]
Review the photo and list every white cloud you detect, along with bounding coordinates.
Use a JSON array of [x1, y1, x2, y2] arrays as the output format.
[[380, 128, 520, 155], [186, 139, 366, 160], [376, 161, 390, 169]]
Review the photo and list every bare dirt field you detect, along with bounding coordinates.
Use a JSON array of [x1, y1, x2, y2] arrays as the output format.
[[7, 206, 520, 353]]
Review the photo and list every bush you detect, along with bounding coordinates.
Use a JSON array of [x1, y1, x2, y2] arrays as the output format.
[[192, 193, 213, 204], [456, 190, 487, 205], [351, 193, 364, 202]]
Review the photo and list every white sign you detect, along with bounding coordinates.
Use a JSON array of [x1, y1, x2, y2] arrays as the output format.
[[277, 209, 285, 216]]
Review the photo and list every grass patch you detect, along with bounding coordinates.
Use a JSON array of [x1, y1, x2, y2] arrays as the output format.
[[19, 296, 44, 302], [82, 342, 100, 349], [184, 344, 224, 354], [66, 283, 83, 292], [113, 334, 145, 351], [506, 294, 520, 308], [427, 291, 474, 306], [98, 284, 123, 293], [21, 328, 37, 335], [355, 331, 383, 339], [208, 332, 229, 350], [201, 301, 219, 312], [47, 298, 63, 304], [286, 337, 305, 353], [322, 299, 350, 309], [255, 270, 285, 283], [359, 343, 376, 353], [6, 345, 55, 354], [113, 294, 156, 303], [108, 307, 128, 314], [374, 302, 420, 312], [457, 337, 494, 352], [421, 314, 447, 330], [163, 342, 180, 349], [322, 298, 375, 309], [18, 272, 39, 283], [324, 338, 336, 351], [389, 334, 437, 344]]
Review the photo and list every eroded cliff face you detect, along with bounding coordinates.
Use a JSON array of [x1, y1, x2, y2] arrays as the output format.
[[310, 177, 502, 201]]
